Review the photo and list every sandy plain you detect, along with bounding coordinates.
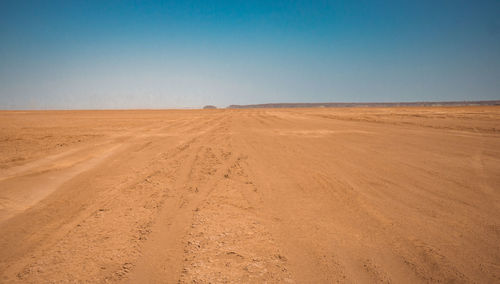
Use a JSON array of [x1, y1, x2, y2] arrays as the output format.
[[0, 107, 499, 283]]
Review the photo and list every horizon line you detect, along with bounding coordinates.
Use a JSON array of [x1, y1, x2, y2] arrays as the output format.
[[1, 99, 500, 111]]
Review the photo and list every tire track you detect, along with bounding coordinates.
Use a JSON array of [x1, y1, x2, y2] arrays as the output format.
[[179, 154, 292, 283]]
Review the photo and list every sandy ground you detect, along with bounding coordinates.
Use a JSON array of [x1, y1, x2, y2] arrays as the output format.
[[0, 107, 499, 283]]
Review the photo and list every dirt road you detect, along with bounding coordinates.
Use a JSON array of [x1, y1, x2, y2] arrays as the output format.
[[0, 107, 499, 283]]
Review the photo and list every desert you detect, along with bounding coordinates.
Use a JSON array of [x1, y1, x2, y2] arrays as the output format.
[[0, 106, 499, 283]]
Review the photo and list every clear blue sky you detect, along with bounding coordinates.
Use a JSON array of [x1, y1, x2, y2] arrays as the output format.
[[1, 0, 499, 109]]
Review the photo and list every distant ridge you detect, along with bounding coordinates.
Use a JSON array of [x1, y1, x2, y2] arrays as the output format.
[[227, 100, 500, 109]]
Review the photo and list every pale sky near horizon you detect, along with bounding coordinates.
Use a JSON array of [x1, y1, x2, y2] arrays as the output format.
[[1, 0, 499, 109]]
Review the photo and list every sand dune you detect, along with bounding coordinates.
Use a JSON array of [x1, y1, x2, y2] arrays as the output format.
[[0, 107, 499, 283]]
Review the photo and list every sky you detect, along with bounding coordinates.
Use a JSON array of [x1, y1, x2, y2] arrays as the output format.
[[0, 0, 499, 109]]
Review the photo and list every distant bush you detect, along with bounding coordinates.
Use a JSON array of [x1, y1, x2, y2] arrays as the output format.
[[203, 105, 217, 109]]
